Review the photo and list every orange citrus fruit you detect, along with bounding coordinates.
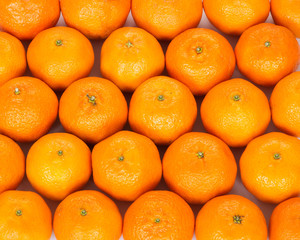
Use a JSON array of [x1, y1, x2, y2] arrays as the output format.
[[100, 27, 165, 91], [0, 76, 58, 142], [269, 197, 300, 240], [163, 132, 237, 204], [240, 132, 300, 204], [27, 26, 94, 90], [0, 32, 26, 86], [131, 0, 203, 40], [129, 76, 197, 145], [166, 28, 236, 95], [203, 0, 270, 35], [60, 0, 131, 39], [0, 190, 52, 240], [92, 130, 162, 201], [54, 190, 122, 240], [59, 77, 128, 144], [123, 190, 194, 240], [26, 132, 92, 201], [200, 78, 271, 147], [0, 0, 60, 40], [0, 134, 25, 194], [195, 195, 268, 240], [235, 23, 299, 86]]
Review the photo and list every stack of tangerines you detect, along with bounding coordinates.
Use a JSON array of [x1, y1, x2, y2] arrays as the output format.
[[0, 0, 299, 239]]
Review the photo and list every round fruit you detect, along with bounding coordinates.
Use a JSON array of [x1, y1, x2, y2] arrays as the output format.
[[235, 23, 299, 86], [0, 0, 60, 40], [129, 76, 197, 145], [131, 0, 203, 40], [203, 0, 270, 35], [0, 190, 52, 240], [195, 195, 268, 240], [123, 190, 194, 240], [0, 134, 25, 194], [60, 0, 130, 39], [163, 132, 237, 204], [59, 77, 128, 144], [269, 197, 300, 240], [0, 32, 26, 86], [27, 26, 94, 90], [26, 133, 92, 201], [270, 72, 300, 137], [92, 131, 162, 201], [100, 27, 165, 92], [54, 190, 122, 240], [271, 0, 300, 38], [200, 78, 271, 147], [166, 28, 236, 95], [0, 76, 58, 142], [240, 132, 300, 204]]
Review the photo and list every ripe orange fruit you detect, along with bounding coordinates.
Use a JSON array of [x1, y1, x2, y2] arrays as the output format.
[[0, 32, 26, 86], [131, 0, 203, 40], [92, 131, 162, 201], [0, 134, 24, 194], [271, 0, 300, 38], [270, 71, 300, 137], [100, 27, 165, 92], [235, 23, 299, 86], [0, 76, 58, 142], [0, 190, 52, 240], [166, 28, 236, 95], [59, 77, 128, 144], [26, 133, 92, 201], [0, 0, 60, 40], [269, 197, 300, 240], [195, 195, 268, 239], [240, 132, 300, 204], [60, 0, 130, 39], [203, 0, 270, 35], [129, 76, 197, 145], [54, 190, 122, 240], [163, 132, 237, 204], [123, 190, 194, 240], [200, 78, 271, 147], [27, 26, 94, 90]]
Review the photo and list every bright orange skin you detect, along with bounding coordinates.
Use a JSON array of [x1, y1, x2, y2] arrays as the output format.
[[92, 131, 162, 201], [195, 195, 268, 240], [201, 78, 271, 147], [100, 27, 165, 92], [235, 23, 300, 86], [163, 132, 237, 204], [166, 28, 236, 95], [240, 132, 300, 204], [0, 77, 58, 142], [131, 0, 203, 40], [27, 26, 94, 90], [54, 190, 122, 240], [0, 32, 26, 86], [0, 190, 52, 240], [59, 77, 128, 144], [271, 0, 300, 38], [123, 191, 194, 240], [0, 0, 60, 40], [269, 197, 300, 240], [270, 72, 300, 137], [203, 0, 270, 35], [0, 135, 24, 194], [26, 133, 92, 201], [129, 76, 197, 145], [60, 0, 130, 39]]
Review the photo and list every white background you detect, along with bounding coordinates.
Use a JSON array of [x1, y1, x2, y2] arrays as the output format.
[[16, 9, 300, 240]]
